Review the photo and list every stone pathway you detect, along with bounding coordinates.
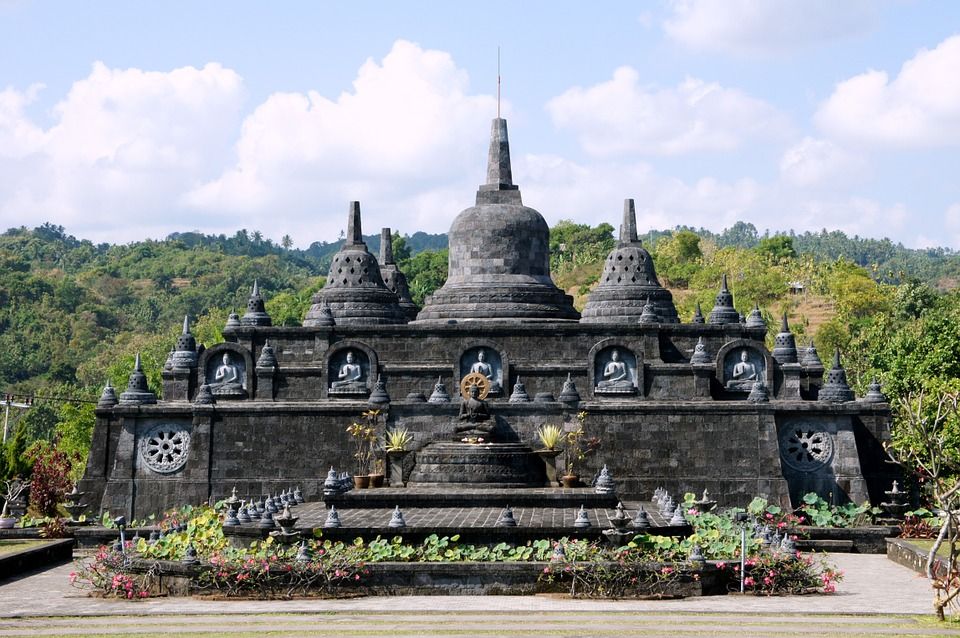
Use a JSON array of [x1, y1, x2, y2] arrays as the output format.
[[0, 554, 948, 637]]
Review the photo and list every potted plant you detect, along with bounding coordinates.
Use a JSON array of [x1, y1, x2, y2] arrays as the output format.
[[346, 413, 378, 489], [561, 411, 600, 488], [385, 426, 414, 488], [1, 478, 28, 529], [534, 424, 564, 486], [369, 458, 386, 488]]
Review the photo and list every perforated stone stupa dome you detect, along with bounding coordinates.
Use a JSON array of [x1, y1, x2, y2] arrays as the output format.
[[581, 199, 679, 323], [303, 202, 406, 326], [415, 118, 578, 323]]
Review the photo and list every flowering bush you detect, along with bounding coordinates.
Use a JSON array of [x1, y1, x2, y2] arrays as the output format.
[[541, 545, 686, 599], [717, 551, 843, 595], [70, 545, 153, 599]]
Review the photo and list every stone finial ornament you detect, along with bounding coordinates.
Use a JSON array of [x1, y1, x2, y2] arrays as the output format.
[[594, 465, 615, 495], [241, 280, 272, 327], [388, 505, 406, 528], [428, 377, 451, 403], [558, 373, 581, 403], [368, 374, 390, 405], [379, 227, 420, 322], [862, 378, 887, 403], [182, 544, 200, 565], [98, 379, 119, 408], [690, 336, 712, 364], [772, 312, 799, 364], [257, 507, 275, 529], [194, 384, 215, 405], [496, 505, 517, 527], [638, 296, 659, 324], [224, 311, 241, 331], [692, 301, 705, 324], [708, 274, 739, 324], [509, 377, 531, 402], [118, 353, 157, 405], [256, 342, 278, 369], [801, 339, 823, 368], [573, 505, 592, 529], [305, 202, 407, 326], [746, 381, 770, 403], [582, 199, 680, 324], [631, 505, 651, 529], [818, 349, 855, 403], [669, 503, 687, 526], [745, 303, 766, 329], [322, 505, 342, 528], [295, 539, 312, 562], [170, 315, 198, 369]]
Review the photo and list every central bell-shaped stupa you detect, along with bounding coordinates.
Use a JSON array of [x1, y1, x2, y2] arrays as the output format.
[[414, 118, 579, 323]]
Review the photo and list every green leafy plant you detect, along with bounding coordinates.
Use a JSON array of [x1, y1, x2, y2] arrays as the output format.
[[799, 493, 880, 528], [384, 427, 413, 453], [535, 424, 564, 451]]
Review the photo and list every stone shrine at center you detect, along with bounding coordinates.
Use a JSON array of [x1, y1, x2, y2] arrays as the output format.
[[80, 118, 894, 518]]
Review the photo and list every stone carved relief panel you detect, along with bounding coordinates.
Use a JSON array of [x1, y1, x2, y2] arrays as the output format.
[[722, 347, 766, 391], [459, 347, 503, 396], [205, 351, 247, 398], [138, 422, 191, 474], [328, 348, 370, 396], [593, 346, 638, 395]]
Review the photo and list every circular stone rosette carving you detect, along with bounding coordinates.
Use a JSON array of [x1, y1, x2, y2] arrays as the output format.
[[779, 425, 834, 472], [139, 423, 191, 474]]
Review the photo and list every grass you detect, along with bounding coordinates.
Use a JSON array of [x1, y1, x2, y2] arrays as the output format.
[[905, 539, 956, 559]]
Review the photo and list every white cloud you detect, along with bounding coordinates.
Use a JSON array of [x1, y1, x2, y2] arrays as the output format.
[[0, 62, 245, 241], [546, 67, 789, 156], [517, 154, 762, 233], [816, 35, 960, 147], [779, 137, 866, 188], [185, 40, 497, 241], [663, 0, 876, 55]]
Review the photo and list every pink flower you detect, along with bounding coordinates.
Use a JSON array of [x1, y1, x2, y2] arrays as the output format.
[[744, 576, 755, 587], [716, 561, 726, 570]]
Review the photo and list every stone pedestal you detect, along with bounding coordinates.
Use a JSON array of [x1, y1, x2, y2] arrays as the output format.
[[388, 451, 409, 488], [256, 367, 276, 401], [778, 363, 803, 400], [162, 367, 193, 401], [534, 449, 562, 487], [692, 364, 714, 400], [408, 443, 546, 487]]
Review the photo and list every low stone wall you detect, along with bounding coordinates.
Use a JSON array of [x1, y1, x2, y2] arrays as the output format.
[[886, 538, 938, 577], [793, 526, 898, 554], [127, 559, 725, 597], [0, 538, 74, 581]]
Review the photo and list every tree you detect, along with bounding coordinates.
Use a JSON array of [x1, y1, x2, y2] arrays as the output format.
[[756, 235, 797, 262], [281, 235, 293, 250], [888, 386, 960, 621], [653, 230, 702, 287]]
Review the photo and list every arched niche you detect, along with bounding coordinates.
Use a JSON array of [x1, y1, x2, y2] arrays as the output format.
[[716, 339, 774, 392], [457, 342, 507, 398], [588, 339, 643, 397], [198, 343, 253, 400], [325, 340, 379, 398]]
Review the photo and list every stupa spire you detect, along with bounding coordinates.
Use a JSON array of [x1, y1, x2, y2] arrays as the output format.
[[620, 199, 639, 244], [380, 228, 394, 265], [345, 201, 364, 246], [484, 118, 515, 189]]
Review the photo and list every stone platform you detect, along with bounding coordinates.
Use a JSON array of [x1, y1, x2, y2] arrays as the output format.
[[323, 486, 618, 508], [407, 442, 546, 487], [225, 496, 686, 545]]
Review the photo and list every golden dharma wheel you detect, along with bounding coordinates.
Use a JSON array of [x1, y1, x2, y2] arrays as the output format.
[[459, 373, 491, 400]]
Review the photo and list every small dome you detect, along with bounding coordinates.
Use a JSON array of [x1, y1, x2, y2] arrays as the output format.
[[581, 199, 679, 323]]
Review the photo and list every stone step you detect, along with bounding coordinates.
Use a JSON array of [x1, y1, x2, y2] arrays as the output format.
[[323, 487, 619, 509]]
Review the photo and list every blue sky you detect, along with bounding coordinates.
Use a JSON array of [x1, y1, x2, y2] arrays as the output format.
[[2, 0, 960, 248]]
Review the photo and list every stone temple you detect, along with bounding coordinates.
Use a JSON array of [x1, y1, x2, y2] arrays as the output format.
[[80, 118, 894, 519]]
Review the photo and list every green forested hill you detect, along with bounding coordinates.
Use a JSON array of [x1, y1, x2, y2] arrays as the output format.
[[1, 220, 958, 482]]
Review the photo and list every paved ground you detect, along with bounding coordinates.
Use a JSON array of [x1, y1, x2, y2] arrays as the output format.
[[0, 552, 952, 636]]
